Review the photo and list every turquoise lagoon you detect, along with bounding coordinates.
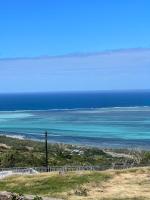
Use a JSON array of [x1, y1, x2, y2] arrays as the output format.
[[0, 107, 150, 149]]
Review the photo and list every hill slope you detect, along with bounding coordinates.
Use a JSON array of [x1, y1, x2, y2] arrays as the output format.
[[0, 167, 150, 200]]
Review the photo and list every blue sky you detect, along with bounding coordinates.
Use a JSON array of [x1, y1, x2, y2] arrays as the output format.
[[1, 0, 150, 58], [0, 0, 150, 92]]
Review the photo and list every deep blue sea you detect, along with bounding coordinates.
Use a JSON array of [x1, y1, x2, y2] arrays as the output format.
[[0, 91, 150, 149]]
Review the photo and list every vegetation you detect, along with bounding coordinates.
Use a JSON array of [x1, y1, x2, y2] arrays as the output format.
[[0, 135, 122, 168], [1, 136, 150, 199], [0, 168, 150, 199], [1, 135, 150, 168], [0, 171, 110, 196]]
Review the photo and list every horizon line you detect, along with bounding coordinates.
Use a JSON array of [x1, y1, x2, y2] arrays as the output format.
[[0, 89, 150, 95]]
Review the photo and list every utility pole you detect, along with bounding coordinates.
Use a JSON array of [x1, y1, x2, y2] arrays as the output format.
[[45, 131, 48, 171]]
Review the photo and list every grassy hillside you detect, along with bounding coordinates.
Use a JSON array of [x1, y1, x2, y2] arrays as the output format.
[[0, 135, 127, 168], [0, 167, 150, 199], [1, 135, 150, 168]]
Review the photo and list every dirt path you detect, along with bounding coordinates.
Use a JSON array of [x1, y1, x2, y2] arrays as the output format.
[[104, 149, 133, 159]]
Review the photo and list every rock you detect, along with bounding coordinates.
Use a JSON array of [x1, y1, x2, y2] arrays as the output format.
[[0, 192, 28, 200], [0, 192, 12, 200], [0, 143, 11, 150], [0, 192, 62, 200]]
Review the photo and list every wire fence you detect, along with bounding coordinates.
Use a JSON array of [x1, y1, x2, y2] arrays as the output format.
[[0, 163, 149, 176]]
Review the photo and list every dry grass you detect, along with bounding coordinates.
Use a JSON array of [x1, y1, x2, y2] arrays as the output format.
[[1, 168, 150, 199], [67, 167, 150, 200]]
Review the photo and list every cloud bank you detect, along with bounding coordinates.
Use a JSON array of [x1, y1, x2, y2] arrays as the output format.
[[0, 48, 150, 93]]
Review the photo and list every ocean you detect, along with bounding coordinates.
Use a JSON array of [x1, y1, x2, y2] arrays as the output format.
[[0, 91, 150, 149]]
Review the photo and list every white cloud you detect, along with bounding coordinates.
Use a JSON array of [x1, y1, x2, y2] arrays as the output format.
[[0, 48, 150, 93]]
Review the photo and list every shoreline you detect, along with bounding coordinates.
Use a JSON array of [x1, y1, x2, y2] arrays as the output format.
[[1, 131, 150, 150]]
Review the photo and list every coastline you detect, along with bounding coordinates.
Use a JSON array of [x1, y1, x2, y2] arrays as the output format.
[[1, 131, 150, 150]]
